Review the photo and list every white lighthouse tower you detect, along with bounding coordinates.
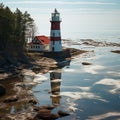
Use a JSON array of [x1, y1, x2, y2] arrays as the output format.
[[50, 8, 62, 52]]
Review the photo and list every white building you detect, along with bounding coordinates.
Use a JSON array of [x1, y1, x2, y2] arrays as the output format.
[[27, 36, 50, 52]]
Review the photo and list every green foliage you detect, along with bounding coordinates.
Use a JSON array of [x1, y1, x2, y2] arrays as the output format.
[[0, 3, 35, 52]]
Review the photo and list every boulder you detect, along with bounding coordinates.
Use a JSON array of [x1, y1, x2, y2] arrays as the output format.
[[34, 108, 59, 120], [4, 95, 18, 103], [111, 50, 120, 54], [35, 109, 51, 119], [58, 110, 70, 117], [0, 84, 6, 96], [40, 105, 55, 110], [82, 62, 92, 65], [28, 99, 37, 104]]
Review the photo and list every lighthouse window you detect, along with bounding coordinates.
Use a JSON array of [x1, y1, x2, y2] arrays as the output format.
[[53, 32, 55, 36], [56, 13, 59, 16], [53, 41, 55, 45]]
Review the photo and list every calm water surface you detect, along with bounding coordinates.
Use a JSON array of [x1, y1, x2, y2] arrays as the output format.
[[33, 45, 120, 120]]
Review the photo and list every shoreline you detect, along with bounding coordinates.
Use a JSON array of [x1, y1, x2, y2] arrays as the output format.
[[0, 47, 89, 120], [0, 39, 120, 119], [0, 47, 88, 80]]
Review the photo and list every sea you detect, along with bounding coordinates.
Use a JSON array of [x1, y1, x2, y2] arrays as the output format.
[[32, 31, 120, 120], [62, 30, 120, 43]]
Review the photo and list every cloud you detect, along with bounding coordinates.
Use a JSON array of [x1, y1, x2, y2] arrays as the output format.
[[87, 112, 120, 120], [94, 78, 120, 94], [6, 1, 116, 5]]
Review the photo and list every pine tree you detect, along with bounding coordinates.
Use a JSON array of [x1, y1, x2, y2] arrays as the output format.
[[0, 3, 35, 52], [0, 4, 15, 50]]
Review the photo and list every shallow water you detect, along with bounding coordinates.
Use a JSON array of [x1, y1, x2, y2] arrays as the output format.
[[33, 45, 120, 119], [0, 44, 119, 119]]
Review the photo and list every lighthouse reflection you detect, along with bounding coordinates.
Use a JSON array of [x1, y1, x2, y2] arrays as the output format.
[[50, 69, 62, 106]]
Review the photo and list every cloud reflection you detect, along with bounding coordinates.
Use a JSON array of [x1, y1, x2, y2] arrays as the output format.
[[62, 85, 91, 91], [61, 91, 107, 102], [94, 78, 120, 94], [87, 112, 120, 120], [83, 65, 105, 74], [107, 71, 120, 77]]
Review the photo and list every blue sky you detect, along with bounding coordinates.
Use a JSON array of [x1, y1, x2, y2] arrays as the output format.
[[1, 0, 120, 39]]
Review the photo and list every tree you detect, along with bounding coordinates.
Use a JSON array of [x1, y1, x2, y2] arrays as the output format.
[[0, 3, 36, 52], [0, 4, 15, 50], [0, 3, 4, 9], [14, 9, 35, 50], [14, 8, 22, 40], [22, 11, 34, 48]]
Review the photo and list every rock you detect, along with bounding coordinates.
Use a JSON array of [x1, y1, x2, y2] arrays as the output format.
[[111, 50, 120, 54], [34, 108, 59, 120], [0, 84, 6, 96], [49, 113, 59, 120], [33, 105, 55, 112], [32, 66, 42, 71], [41, 105, 55, 110], [33, 106, 40, 112], [4, 95, 18, 103], [58, 110, 70, 117], [0, 116, 11, 120], [34, 109, 51, 119], [82, 62, 92, 65], [81, 39, 120, 47], [28, 99, 37, 104]]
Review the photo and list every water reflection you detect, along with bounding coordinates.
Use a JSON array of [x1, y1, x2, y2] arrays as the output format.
[[50, 69, 62, 106], [49, 61, 71, 106]]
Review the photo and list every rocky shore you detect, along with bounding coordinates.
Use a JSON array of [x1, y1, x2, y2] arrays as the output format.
[[0, 39, 120, 120], [0, 48, 88, 80], [0, 47, 88, 120]]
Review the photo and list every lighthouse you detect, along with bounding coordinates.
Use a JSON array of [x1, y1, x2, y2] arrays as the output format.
[[50, 8, 62, 52]]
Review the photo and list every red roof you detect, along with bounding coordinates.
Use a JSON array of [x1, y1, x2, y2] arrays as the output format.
[[36, 36, 50, 44], [28, 35, 50, 45]]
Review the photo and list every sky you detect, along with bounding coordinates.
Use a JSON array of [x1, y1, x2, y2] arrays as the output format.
[[1, 0, 120, 39]]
